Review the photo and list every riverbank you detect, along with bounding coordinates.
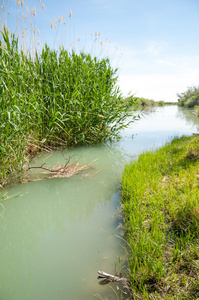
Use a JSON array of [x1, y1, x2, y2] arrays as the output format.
[[124, 95, 178, 109], [121, 134, 199, 299]]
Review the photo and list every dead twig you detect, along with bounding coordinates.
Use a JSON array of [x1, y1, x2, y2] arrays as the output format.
[[97, 271, 136, 299], [23, 153, 99, 183], [98, 270, 127, 283]]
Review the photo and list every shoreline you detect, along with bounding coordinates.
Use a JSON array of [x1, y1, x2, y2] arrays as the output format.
[[121, 134, 199, 299]]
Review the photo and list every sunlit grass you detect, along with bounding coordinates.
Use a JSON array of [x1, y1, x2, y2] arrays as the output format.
[[121, 135, 199, 299]]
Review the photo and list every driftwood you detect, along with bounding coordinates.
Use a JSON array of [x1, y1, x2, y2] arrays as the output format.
[[97, 270, 129, 287], [98, 270, 125, 282], [97, 271, 136, 299]]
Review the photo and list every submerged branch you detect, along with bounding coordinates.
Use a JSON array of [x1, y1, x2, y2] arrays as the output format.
[[22, 154, 99, 183]]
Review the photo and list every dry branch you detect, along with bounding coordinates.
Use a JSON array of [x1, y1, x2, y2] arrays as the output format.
[[97, 270, 136, 299], [97, 270, 127, 283], [22, 154, 99, 183]]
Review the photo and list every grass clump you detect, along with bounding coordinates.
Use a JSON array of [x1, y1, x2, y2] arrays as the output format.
[[0, 27, 137, 187], [121, 134, 199, 299]]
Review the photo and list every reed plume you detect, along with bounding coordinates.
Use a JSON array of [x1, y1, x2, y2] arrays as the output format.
[[59, 16, 63, 22]]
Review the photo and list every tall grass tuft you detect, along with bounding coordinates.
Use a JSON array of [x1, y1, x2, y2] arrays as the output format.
[[0, 27, 137, 186]]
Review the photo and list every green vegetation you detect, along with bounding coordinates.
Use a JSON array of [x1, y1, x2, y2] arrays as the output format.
[[121, 135, 199, 299], [136, 97, 160, 107], [194, 105, 199, 116], [164, 101, 178, 105], [125, 96, 160, 108], [124, 96, 177, 108], [178, 86, 199, 113], [0, 27, 137, 187]]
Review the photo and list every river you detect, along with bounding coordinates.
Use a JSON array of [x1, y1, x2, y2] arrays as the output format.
[[0, 106, 199, 300]]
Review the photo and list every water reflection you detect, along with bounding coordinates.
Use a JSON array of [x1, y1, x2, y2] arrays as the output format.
[[176, 107, 199, 131], [0, 106, 198, 300]]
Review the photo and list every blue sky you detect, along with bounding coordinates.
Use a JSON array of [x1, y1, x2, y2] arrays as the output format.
[[1, 0, 199, 101]]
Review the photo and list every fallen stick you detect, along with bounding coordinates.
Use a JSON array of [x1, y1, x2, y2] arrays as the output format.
[[97, 270, 136, 299], [97, 270, 126, 282]]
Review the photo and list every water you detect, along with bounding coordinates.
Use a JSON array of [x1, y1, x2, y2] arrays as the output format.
[[0, 106, 199, 300]]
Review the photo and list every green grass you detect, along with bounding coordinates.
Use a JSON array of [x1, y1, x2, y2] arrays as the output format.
[[0, 27, 137, 187], [121, 135, 199, 299]]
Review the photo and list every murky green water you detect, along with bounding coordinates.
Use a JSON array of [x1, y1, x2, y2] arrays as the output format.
[[0, 106, 199, 300]]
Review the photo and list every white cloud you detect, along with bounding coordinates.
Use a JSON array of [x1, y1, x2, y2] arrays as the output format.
[[145, 41, 167, 56], [157, 60, 175, 67]]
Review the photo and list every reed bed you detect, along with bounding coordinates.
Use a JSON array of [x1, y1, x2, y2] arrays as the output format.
[[0, 27, 136, 187], [121, 135, 199, 299]]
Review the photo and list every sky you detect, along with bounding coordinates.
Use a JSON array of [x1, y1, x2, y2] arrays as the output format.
[[1, 0, 199, 102]]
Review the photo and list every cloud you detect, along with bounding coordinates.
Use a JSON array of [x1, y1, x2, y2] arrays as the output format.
[[157, 60, 175, 67], [145, 41, 167, 56], [118, 69, 199, 102]]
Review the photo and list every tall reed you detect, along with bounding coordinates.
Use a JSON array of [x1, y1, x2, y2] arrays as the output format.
[[0, 27, 137, 186]]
